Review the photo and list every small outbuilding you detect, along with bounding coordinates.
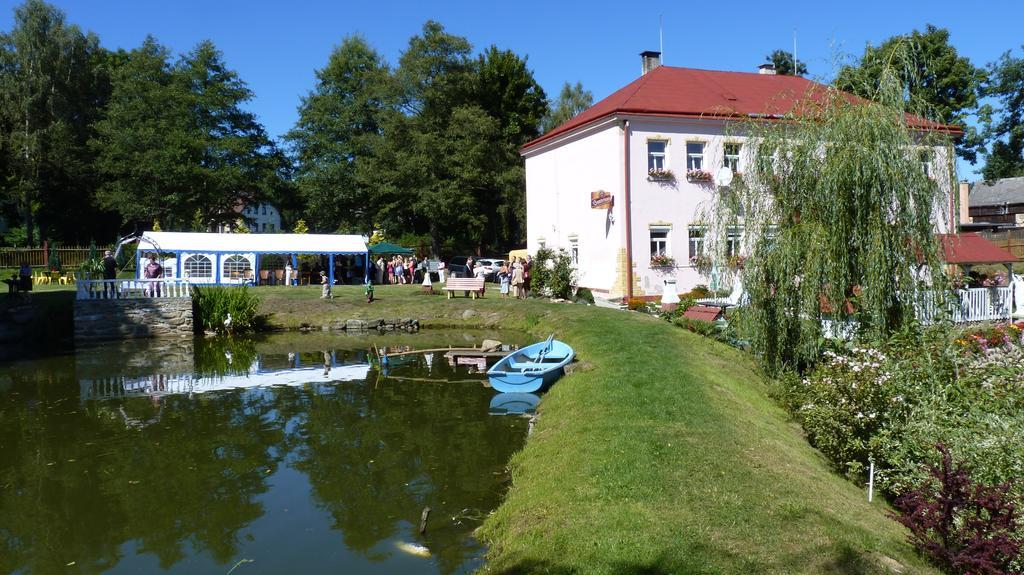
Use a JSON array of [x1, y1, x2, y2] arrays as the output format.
[[135, 232, 369, 286]]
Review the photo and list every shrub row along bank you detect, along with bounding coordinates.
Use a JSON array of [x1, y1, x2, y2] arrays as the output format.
[[774, 322, 1024, 571]]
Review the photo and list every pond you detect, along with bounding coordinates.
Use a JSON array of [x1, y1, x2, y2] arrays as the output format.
[[0, 330, 535, 574]]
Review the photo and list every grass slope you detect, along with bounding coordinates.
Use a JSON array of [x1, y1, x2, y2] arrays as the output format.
[[252, 285, 933, 573], [475, 307, 934, 574]]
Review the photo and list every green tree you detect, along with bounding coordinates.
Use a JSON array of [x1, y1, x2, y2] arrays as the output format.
[[92, 39, 286, 231], [360, 21, 482, 256], [835, 25, 986, 163], [542, 81, 593, 133], [286, 36, 389, 232], [474, 46, 546, 250], [0, 0, 109, 244], [765, 49, 807, 76], [980, 47, 1024, 180], [705, 71, 954, 373]]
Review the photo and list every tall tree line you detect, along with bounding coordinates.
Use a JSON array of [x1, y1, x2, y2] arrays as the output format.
[[0, 0, 287, 246], [287, 22, 548, 255]]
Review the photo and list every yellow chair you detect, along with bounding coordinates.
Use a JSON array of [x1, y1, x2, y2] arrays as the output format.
[[60, 271, 75, 285], [50, 271, 61, 285], [35, 271, 49, 285]]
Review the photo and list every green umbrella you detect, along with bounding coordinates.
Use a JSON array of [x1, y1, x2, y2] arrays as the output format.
[[368, 242, 413, 255]]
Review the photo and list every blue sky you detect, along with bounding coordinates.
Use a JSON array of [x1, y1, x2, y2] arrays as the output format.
[[2, 0, 1020, 178]]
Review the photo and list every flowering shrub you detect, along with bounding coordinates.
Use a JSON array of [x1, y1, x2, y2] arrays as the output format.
[[686, 169, 713, 182], [650, 254, 675, 267], [792, 347, 900, 477], [955, 322, 1024, 354]]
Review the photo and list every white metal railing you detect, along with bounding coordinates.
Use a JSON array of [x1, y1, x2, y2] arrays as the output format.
[[76, 279, 192, 300]]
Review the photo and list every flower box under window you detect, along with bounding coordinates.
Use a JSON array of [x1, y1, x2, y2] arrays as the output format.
[[650, 254, 676, 267], [686, 169, 713, 183], [648, 168, 675, 181]]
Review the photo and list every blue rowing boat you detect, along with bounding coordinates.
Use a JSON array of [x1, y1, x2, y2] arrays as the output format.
[[487, 335, 574, 393]]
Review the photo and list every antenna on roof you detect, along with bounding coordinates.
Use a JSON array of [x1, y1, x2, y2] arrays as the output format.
[[659, 15, 664, 62], [793, 28, 798, 76]]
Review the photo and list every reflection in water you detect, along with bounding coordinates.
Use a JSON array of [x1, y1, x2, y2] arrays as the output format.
[[0, 332, 529, 574], [489, 393, 541, 416]]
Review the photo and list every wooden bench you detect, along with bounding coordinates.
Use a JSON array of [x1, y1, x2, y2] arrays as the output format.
[[445, 277, 485, 299]]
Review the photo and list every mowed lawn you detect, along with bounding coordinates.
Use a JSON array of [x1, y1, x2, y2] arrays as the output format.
[[255, 285, 935, 574]]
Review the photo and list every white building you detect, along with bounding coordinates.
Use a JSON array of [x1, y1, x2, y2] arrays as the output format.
[[217, 202, 283, 233], [244, 202, 282, 233], [523, 53, 958, 300]]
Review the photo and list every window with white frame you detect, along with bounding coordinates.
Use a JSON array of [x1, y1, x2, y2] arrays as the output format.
[[223, 255, 252, 278], [724, 143, 741, 172], [727, 231, 741, 257], [184, 254, 212, 279], [569, 237, 579, 265], [650, 227, 670, 257], [686, 142, 705, 171], [647, 140, 667, 172], [688, 226, 705, 260]]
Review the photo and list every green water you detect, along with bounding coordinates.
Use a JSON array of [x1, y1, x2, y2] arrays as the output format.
[[0, 330, 532, 574]]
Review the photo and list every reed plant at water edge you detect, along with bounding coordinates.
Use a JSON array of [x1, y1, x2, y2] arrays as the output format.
[[191, 285, 262, 334]]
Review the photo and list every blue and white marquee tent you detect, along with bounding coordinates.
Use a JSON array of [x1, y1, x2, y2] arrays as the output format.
[[135, 231, 369, 285]]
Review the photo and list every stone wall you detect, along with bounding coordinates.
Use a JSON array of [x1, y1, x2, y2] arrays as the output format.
[[74, 299, 193, 341], [298, 317, 420, 332]]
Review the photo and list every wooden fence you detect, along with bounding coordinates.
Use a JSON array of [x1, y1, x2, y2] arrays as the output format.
[[0, 246, 110, 269], [980, 229, 1024, 259]]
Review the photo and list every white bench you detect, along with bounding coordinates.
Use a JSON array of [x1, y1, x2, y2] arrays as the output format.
[[445, 277, 485, 299]]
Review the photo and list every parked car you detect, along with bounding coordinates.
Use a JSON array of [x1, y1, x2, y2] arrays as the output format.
[[477, 258, 506, 282], [447, 256, 472, 278]]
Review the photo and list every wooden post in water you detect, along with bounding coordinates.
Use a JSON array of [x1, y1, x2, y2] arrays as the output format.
[[419, 506, 431, 535]]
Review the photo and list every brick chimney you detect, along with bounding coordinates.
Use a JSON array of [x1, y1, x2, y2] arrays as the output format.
[[758, 63, 777, 75], [641, 51, 662, 75]]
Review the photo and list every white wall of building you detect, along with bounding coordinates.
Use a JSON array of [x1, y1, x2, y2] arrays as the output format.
[[525, 115, 954, 298], [525, 118, 624, 292], [244, 203, 282, 233]]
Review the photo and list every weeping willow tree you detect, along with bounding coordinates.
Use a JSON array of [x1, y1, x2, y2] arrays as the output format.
[[702, 70, 956, 373]]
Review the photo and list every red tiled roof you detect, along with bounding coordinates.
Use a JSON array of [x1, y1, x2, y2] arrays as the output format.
[[938, 232, 1019, 265], [682, 305, 724, 323], [524, 66, 960, 151]]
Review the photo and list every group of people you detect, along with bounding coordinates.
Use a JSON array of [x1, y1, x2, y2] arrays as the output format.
[[375, 255, 420, 285], [492, 257, 531, 299]]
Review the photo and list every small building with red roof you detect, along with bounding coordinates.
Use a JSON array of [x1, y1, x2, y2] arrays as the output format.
[[522, 53, 958, 300]]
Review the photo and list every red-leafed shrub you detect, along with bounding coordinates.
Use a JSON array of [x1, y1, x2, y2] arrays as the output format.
[[893, 444, 1021, 575]]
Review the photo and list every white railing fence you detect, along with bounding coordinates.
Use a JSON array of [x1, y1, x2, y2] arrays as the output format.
[[76, 279, 192, 300], [918, 286, 1013, 324]]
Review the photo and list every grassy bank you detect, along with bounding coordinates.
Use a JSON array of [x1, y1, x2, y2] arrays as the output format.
[[256, 285, 935, 574]]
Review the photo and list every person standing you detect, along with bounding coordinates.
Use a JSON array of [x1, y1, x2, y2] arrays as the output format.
[[511, 258, 525, 299], [523, 256, 532, 298], [437, 260, 446, 283], [18, 261, 32, 293], [285, 261, 294, 287], [102, 250, 118, 299], [144, 255, 163, 297], [376, 256, 385, 284], [320, 271, 332, 299], [498, 263, 510, 299]]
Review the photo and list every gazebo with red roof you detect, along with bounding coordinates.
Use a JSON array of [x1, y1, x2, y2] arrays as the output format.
[[939, 232, 1018, 290]]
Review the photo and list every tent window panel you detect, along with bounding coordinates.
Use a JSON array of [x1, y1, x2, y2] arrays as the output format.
[[184, 255, 212, 278], [224, 255, 252, 278]]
